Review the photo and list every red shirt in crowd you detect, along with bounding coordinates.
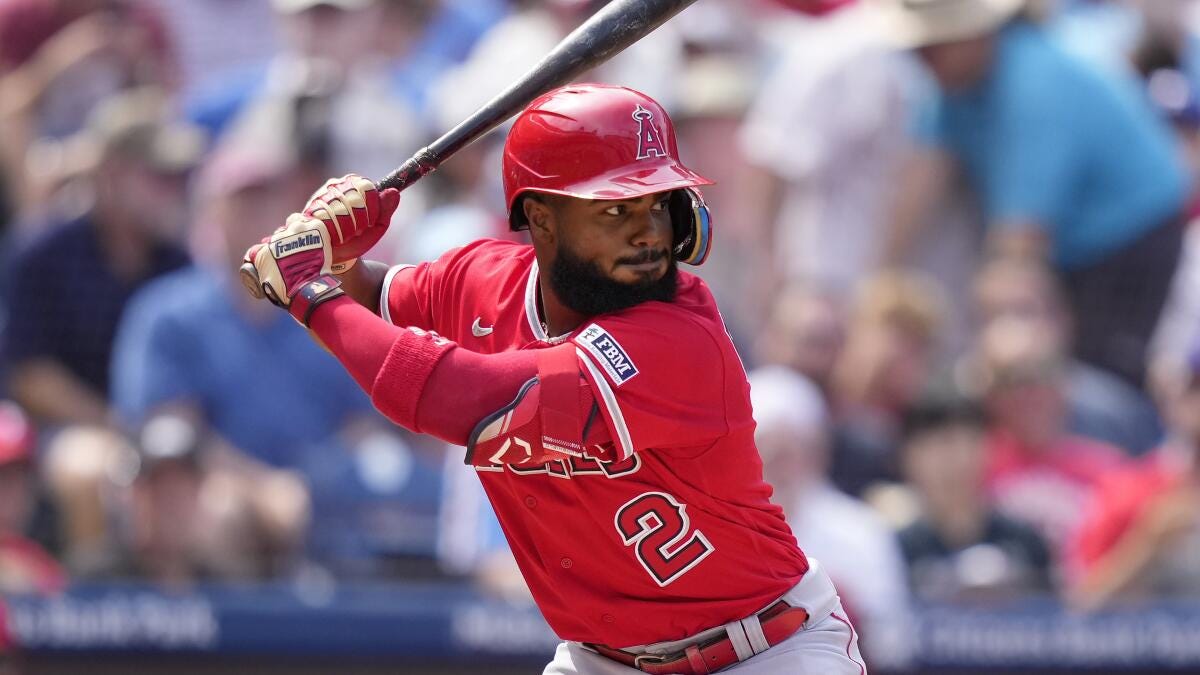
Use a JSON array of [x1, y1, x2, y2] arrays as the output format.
[[985, 430, 1127, 556]]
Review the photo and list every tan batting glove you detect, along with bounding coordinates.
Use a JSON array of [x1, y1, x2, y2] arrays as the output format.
[[244, 213, 336, 309], [301, 174, 401, 273]]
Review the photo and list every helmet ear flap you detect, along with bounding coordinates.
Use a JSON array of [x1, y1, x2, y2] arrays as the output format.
[[669, 188, 713, 266]]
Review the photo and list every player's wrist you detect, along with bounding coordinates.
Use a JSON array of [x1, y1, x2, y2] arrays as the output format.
[[288, 274, 347, 327], [330, 258, 358, 275]]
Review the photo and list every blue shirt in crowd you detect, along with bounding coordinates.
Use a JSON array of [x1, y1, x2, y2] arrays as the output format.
[[111, 266, 373, 468], [920, 22, 1189, 270], [2, 216, 189, 395]]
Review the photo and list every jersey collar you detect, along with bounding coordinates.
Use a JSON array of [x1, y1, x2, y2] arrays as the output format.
[[524, 259, 573, 344]]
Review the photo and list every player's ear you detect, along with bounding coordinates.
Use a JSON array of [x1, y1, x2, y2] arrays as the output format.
[[525, 195, 556, 244]]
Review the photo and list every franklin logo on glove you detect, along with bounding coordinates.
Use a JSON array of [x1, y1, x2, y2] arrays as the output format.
[[274, 231, 323, 256]]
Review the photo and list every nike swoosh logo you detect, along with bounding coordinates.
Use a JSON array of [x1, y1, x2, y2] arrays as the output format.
[[471, 317, 494, 338]]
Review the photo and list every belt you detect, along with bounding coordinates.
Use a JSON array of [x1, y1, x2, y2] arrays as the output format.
[[585, 600, 809, 675]]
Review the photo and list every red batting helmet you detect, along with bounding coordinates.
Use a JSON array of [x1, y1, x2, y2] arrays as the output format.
[[503, 83, 715, 265]]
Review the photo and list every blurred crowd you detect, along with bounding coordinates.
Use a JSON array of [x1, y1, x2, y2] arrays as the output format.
[[2, 0, 1200, 667]]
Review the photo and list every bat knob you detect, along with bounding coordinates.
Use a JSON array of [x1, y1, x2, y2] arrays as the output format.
[[239, 262, 265, 299]]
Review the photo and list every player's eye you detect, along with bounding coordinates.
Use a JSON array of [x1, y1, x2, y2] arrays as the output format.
[[651, 197, 669, 212], [603, 205, 625, 216]]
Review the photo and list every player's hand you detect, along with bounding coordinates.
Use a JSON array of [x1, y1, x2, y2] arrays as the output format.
[[302, 174, 400, 273], [243, 213, 345, 326]]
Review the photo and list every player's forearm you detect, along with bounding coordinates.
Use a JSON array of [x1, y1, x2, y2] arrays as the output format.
[[334, 259, 390, 316], [308, 297, 547, 445]]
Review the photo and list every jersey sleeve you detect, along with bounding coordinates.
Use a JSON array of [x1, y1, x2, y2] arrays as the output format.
[[380, 262, 436, 329], [572, 307, 729, 460], [380, 240, 508, 330]]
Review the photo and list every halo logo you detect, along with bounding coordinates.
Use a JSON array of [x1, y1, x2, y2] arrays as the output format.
[[633, 105, 667, 160]]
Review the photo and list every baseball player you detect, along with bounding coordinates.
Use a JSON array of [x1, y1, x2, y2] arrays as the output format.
[[243, 84, 866, 674]]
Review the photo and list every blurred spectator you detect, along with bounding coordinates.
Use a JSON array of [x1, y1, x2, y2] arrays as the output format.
[[829, 270, 945, 496], [1154, 221, 1200, 369], [40, 416, 306, 582], [1046, 0, 1144, 75], [429, 0, 684, 124], [667, 12, 764, 333], [39, 426, 124, 574], [971, 256, 1162, 453], [879, 0, 1191, 388], [107, 412, 307, 585], [381, 0, 508, 117], [147, 0, 279, 102], [397, 74, 512, 262], [756, 281, 847, 394], [976, 317, 1128, 562], [1068, 345, 1200, 610], [109, 130, 442, 577], [748, 365, 910, 667], [739, 0, 912, 291], [0, 0, 171, 79], [187, 0, 427, 184], [110, 130, 371, 469], [1, 88, 198, 427], [0, 401, 65, 594], [300, 427, 445, 579], [898, 391, 1053, 602], [0, 0, 175, 219], [436, 453, 529, 602]]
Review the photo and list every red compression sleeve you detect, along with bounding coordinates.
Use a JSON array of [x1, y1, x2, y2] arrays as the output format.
[[307, 297, 586, 446]]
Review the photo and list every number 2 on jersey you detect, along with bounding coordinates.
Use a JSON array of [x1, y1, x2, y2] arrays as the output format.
[[615, 491, 715, 587]]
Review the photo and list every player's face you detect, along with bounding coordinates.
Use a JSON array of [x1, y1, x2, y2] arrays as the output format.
[[556, 192, 674, 281], [544, 192, 678, 315]]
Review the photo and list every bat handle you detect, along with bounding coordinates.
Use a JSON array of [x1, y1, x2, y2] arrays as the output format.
[[240, 261, 265, 299], [241, 148, 440, 300], [378, 147, 440, 192]]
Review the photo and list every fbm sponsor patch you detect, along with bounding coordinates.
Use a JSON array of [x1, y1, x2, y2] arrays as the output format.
[[575, 323, 638, 386], [273, 230, 323, 257]]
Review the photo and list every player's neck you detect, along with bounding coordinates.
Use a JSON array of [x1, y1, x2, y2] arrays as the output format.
[[536, 277, 588, 338]]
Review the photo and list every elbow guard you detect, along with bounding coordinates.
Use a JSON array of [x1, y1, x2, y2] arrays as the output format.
[[465, 346, 588, 467]]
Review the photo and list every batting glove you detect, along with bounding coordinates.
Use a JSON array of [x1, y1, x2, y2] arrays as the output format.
[[302, 174, 400, 273], [244, 213, 345, 327]]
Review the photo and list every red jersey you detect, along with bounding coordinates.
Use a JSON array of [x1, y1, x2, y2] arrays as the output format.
[[383, 239, 808, 646]]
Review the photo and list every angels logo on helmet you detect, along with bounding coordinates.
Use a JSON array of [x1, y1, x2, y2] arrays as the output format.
[[633, 105, 667, 160]]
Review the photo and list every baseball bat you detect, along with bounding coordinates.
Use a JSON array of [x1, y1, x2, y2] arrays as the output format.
[[241, 0, 700, 299]]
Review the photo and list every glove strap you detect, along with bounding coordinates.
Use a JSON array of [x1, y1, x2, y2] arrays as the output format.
[[289, 274, 346, 327]]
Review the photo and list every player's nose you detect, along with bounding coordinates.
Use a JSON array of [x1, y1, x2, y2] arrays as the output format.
[[628, 206, 670, 250]]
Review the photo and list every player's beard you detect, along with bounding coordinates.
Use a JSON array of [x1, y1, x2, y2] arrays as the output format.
[[550, 243, 678, 316]]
